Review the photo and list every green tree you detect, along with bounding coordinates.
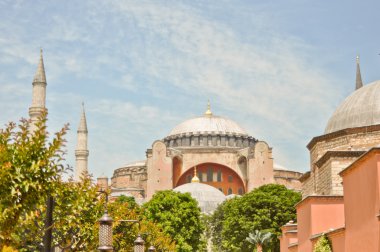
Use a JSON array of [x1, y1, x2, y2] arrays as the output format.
[[210, 184, 301, 252], [143, 190, 204, 252], [313, 234, 332, 252], [246, 230, 272, 252], [109, 195, 176, 251], [0, 115, 68, 248]]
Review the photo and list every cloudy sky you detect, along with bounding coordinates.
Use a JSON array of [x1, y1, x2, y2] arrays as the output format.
[[0, 0, 379, 178]]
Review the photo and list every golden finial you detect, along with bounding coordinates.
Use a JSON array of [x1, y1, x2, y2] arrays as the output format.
[[204, 100, 213, 116], [191, 166, 200, 183], [356, 55, 360, 63]]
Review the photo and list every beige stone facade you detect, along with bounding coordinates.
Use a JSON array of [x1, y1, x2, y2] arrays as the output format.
[[302, 126, 380, 198], [105, 110, 302, 201]]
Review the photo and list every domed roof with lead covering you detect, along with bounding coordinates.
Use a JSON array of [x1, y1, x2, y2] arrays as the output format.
[[168, 115, 248, 137], [173, 182, 226, 213], [325, 80, 380, 134]]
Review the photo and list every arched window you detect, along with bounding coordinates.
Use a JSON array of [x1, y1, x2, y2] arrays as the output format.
[[238, 188, 243, 195], [228, 188, 233, 195], [197, 171, 203, 182], [207, 167, 213, 182], [228, 175, 233, 183], [217, 170, 222, 182]]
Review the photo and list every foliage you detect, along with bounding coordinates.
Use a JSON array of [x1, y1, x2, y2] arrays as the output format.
[[0, 114, 68, 248], [143, 190, 204, 252], [246, 230, 272, 252], [313, 234, 332, 252], [209, 184, 301, 252], [109, 196, 176, 252]]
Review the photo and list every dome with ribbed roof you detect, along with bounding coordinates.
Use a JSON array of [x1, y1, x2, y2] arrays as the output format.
[[325, 80, 380, 134], [168, 115, 248, 137], [173, 182, 226, 213]]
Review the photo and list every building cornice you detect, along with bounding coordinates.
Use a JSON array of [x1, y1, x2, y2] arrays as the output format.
[[295, 195, 344, 208], [339, 147, 380, 177], [307, 124, 380, 150], [315, 150, 365, 168]]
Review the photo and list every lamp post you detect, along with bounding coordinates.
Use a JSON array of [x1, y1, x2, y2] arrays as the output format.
[[134, 234, 145, 252], [98, 190, 113, 251]]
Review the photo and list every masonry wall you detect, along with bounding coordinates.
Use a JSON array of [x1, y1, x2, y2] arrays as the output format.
[[342, 152, 380, 252]]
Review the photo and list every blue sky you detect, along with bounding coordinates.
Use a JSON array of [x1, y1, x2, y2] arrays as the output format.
[[0, 0, 379, 178]]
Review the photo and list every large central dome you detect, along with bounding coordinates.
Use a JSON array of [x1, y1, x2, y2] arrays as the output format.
[[325, 80, 380, 134], [168, 115, 248, 137]]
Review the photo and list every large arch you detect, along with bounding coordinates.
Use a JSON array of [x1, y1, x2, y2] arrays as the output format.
[[175, 162, 246, 196]]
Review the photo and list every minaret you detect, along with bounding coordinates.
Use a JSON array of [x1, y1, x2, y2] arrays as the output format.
[[75, 103, 89, 181], [29, 49, 47, 131], [355, 55, 363, 90]]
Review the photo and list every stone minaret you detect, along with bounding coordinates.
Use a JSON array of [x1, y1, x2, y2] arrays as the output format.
[[355, 55, 363, 90], [75, 103, 89, 181], [29, 49, 47, 131]]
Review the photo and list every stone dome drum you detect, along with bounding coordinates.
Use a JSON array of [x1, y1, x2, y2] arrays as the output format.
[[325, 80, 380, 134], [173, 182, 226, 213]]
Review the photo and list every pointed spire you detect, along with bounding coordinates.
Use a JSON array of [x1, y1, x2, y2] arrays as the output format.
[[33, 48, 47, 83], [78, 102, 88, 133], [355, 55, 363, 90], [191, 166, 200, 183], [204, 100, 213, 116]]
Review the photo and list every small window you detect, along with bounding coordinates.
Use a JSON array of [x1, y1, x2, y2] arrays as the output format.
[[217, 170, 222, 182], [228, 175, 233, 183], [186, 175, 192, 183], [238, 188, 243, 195], [197, 171, 203, 182], [207, 167, 213, 182], [228, 188, 233, 195]]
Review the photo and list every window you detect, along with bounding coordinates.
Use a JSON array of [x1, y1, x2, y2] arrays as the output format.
[[207, 167, 213, 182], [238, 188, 243, 195], [228, 175, 233, 183], [186, 175, 192, 183], [228, 188, 233, 195], [197, 171, 203, 182], [217, 170, 222, 182]]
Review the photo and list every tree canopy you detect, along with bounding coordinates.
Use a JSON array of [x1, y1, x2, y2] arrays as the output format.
[[0, 116, 68, 248], [0, 115, 176, 251], [143, 190, 204, 252], [209, 184, 301, 252]]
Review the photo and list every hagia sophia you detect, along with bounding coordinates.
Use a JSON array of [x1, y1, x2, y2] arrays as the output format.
[[25, 50, 380, 250]]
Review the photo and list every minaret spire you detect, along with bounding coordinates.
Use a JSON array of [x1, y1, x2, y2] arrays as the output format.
[[355, 55, 363, 90], [75, 102, 89, 181], [29, 48, 47, 131]]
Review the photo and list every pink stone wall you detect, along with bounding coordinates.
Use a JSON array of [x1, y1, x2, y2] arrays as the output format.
[[146, 141, 173, 199], [247, 141, 274, 191], [296, 196, 344, 252], [342, 152, 380, 252]]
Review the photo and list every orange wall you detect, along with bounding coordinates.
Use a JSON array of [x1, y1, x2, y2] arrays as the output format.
[[176, 162, 245, 195], [296, 196, 344, 252], [342, 153, 380, 252]]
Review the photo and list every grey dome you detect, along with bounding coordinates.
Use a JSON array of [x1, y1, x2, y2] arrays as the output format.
[[325, 80, 380, 134], [168, 115, 248, 137], [173, 182, 226, 213]]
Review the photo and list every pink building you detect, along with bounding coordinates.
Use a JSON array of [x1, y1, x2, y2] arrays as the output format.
[[280, 148, 380, 251], [280, 58, 380, 251]]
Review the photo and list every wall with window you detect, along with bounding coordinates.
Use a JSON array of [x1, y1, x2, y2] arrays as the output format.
[[176, 162, 245, 195]]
